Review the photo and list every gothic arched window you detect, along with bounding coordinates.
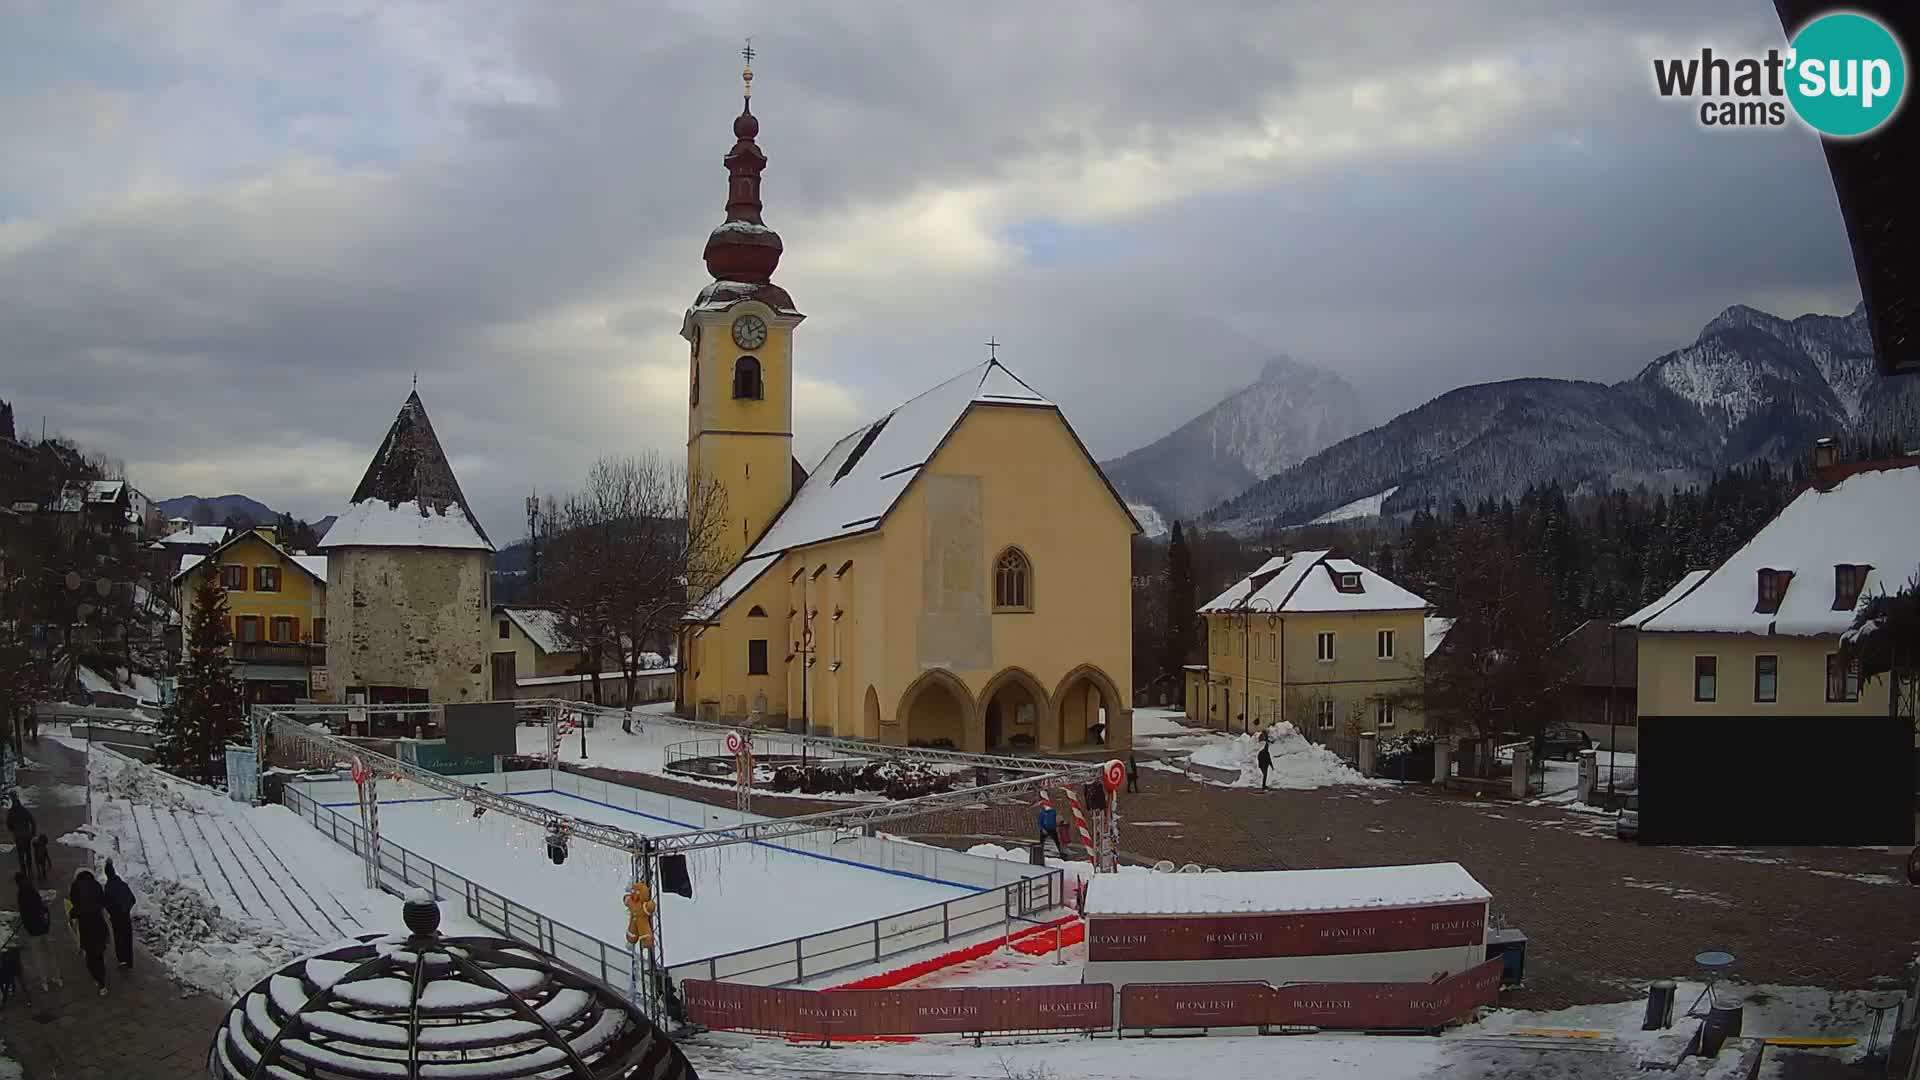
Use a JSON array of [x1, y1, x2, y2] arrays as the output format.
[[994, 547, 1032, 611], [733, 356, 763, 400]]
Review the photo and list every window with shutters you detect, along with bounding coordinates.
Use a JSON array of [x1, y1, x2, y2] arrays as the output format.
[[221, 564, 247, 591], [237, 616, 262, 643], [254, 565, 280, 592], [270, 616, 296, 643], [314, 618, 328, 644]]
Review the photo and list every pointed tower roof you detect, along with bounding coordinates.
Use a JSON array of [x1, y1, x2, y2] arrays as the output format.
[[693, 43, 799, 317], [319, 391, 494, 551]]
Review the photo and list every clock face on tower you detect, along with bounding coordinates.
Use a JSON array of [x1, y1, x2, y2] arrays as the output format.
[[731, 314, 768, 350]]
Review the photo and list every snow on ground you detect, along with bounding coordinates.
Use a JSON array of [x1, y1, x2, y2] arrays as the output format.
[[1307, 485, 1400, 525], [1526, 752, 1637, 806], [1476, 982, 1889, 1064], [77, 748, 482, 999], [1160, 724, 1384, 790], [517, 712, 886, 803], [1134, 711, 1380, 791], [346, 784, 978, 966], [75, 663, 166, 706]]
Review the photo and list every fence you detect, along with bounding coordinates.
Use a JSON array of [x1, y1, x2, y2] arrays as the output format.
[[660, 736, 873, 780], [280, 773, 1065, 991], [1116, 959, 1505, 1033]]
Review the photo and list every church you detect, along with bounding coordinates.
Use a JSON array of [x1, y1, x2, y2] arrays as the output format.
[[676, 58, 1137, 754]]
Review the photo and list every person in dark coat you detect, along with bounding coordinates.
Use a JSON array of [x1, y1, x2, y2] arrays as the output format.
[[102, 861, 136, 970], [31, 834, 50, 885], [5, 796, 33, 877], [1257, 743, 1274, 790], [15, 870, 57, 995], [1125, 753, 1141, 794], [65, 869, 109, 994]]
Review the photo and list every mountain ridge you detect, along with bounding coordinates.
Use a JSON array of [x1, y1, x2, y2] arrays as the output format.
[[1201, 302, 1919, 532]]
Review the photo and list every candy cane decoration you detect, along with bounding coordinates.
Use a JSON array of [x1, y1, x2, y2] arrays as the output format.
[[727, 730, 753, 813], [1065, 786, 1095, 862]]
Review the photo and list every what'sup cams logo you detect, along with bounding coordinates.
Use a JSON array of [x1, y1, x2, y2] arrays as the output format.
[[1653, 11, 1907, 137]]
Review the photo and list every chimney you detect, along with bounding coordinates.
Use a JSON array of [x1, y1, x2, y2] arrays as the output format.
[[1812, 437, 1839, 470], [254, 525, 278, 545]]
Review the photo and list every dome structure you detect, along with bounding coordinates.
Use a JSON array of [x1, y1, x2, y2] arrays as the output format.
[[209, 891, 696, 1080]]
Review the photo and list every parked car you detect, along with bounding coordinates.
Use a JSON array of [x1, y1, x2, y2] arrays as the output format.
[[1616, 793, 1639, 841], [1536, 725, 1594, 762]]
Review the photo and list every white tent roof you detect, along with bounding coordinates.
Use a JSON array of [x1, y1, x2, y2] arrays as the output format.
[[1635, 463, 1920, 636], [1199, 550, 1428, 614], [1085, 863, 1490, 916]]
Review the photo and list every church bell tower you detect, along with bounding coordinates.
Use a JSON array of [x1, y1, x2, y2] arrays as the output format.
[[684, 42, 804, 571]]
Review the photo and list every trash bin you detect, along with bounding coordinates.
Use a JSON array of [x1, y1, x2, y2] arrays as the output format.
[[1699, 995, 1743, 1056], [1643, 980, 1676, 1030]]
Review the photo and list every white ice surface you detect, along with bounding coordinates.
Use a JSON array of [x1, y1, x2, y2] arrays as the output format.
[[342, 787, 977, 965]]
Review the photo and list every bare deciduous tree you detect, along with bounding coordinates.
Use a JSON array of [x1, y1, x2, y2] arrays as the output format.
[[540, 455, 729, 733]]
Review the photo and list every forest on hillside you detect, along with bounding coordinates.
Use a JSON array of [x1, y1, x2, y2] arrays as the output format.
[[1134, 439, 1912, 713]]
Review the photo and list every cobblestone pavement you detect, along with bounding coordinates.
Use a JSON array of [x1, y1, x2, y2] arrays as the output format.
[[0, 737, 230, 1080], [567, 759, 1919, 1013]]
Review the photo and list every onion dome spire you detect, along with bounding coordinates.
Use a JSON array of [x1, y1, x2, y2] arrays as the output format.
[[703, 38, 784, 284]]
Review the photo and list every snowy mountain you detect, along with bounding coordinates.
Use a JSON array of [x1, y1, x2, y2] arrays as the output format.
[[1207, 303, 1920, 532], [157, 493, 336, 539], [1102, 356, 1369, 531]]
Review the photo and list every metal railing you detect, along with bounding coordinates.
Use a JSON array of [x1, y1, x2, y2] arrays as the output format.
[[281, 778, 1066, 990]]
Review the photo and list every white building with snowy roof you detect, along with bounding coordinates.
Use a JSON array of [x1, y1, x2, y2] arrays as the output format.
[[1184, 551, 1432, 757], [676, 77, 1138, 751], [318, 390, 495, 709]]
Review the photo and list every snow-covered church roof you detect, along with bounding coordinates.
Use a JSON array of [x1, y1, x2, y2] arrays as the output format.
[[687, 359, 1137, 621], [1632, 460, 1920, 636], [320, 391, 493, 552], [1199, 550, 1428, 614]]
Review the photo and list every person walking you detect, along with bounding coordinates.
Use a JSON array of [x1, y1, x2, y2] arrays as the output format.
[[1035, 797, 1062, 859], [15, 870, 57, 995], [102, 861, 136, 971], [31, 834, 49, 885], [5, 795, 34, 878], [1257, 742, 1274, 790], [65, 869, 110, 995], [1125, 752, 1141, 794]]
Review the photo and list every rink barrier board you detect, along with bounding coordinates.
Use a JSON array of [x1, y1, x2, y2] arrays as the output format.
[[1116, 958, 1505, 1032], [281, 780, 1065, 992], [1086, 901, 1488, 962], [681, 980, 1115, 1038]]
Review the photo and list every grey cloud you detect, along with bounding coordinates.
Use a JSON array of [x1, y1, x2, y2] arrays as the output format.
[[0, 0, 1864, 539]]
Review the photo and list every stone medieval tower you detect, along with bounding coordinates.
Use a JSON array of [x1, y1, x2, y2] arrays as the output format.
[[320, 391, 494, 705]]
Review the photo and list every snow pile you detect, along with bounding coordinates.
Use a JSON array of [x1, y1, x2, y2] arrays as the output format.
[[1185, 724, 1384, 790], [134, 877, 323, 998]]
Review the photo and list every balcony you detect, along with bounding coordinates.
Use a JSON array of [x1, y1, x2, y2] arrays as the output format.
[[231, 641, 326, 666]]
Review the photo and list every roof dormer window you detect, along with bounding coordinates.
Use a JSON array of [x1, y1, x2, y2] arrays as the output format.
[[1833, 564, 1871, 611], [1340, 573, 1361, 591], [1755, 568, 1792, 614]]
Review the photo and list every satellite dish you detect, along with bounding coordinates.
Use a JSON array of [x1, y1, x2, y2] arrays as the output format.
[[65, 571, 82, 592]]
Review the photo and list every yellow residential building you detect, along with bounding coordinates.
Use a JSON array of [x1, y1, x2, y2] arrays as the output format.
[[174, 527, 328, 705], [676, 76, 1138, 753], [1184, 551, 1437, 756], [1628, 457, 1919, 721]]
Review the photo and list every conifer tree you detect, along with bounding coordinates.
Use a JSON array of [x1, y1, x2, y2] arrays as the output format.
[[161, 571, 245, 784], [1162, 522, 1197, 700]]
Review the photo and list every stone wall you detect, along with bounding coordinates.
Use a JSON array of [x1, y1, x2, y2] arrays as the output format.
[[325, 546, 489, 703]]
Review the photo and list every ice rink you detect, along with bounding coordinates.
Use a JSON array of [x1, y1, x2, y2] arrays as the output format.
[[317, 782, 985, 967]]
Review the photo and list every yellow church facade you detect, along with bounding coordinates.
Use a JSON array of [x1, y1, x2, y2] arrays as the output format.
[[675, 68, 1136, 754]]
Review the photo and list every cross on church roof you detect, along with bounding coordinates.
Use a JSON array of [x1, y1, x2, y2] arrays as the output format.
[[985, 337, 1001, 360]]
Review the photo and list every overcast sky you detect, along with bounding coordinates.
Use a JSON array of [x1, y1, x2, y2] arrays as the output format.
[[0, 1, 1865, 541]]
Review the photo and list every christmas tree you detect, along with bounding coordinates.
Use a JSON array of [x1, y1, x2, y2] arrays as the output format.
[[160, 571, 245, 784]]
